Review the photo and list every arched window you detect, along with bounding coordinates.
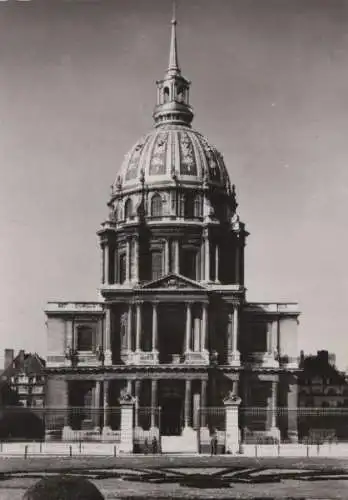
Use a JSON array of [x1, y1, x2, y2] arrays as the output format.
[[163, 87, 170, 103], [151, 250, 163, 280], [124, 198, 133, 219], [194, 194, 202, 217], [151, 193, 163, 217], [76, 325, 95, 351], [176, 86, 186, 103]]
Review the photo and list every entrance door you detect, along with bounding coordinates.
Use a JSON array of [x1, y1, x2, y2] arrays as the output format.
[[158, 305, 185, 363], [161, 397, 182, 436]]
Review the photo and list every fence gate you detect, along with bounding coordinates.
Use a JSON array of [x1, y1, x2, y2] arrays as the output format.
[[133, 406, 161, 453]]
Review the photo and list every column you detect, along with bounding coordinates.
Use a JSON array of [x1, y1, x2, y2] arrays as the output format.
[[184, 379, 192, 428], [232, 306, 239, 352], [235, 237, 240, 284], [185, 302, 192, 353], [271, 319, 279, 354], [215, 244, 219, 282], [152, 302, 158, 352], [271, 381, 277, 429], [151, 379, 158, 428], [114, 248, 118, 284], [66, 320, 73, 351], [126, 238, 131, 282], [64, 380, 70, 428], [104, 308, 112, 365], [193, 392, 200, 429], [127, 304, 132, 351], [201, 303, 207, 352], [127, 380, 132, 393], [267, 323, 273, 353], [105, 245, 110, 285], [135, 380, 141, 428], [228, 306, 240, 365], [165, 239, 170, 274], [103, 380, 109, 429], [101, 245, 105, 284], [204, 232, 210, 281], [135, 301, 142, 352], [94, 381, 101, 428], [72, 318, 77, 350], [193, 315, 200, 352], [174, 239, 180, 274], [200, 380, 207, 427], [287, 377, 298, 442], [133, 236, 139, 282], [227, 312, 233, 357]]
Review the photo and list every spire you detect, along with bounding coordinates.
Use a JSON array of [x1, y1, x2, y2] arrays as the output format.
[[153, 2, 193, 127], [167, 1, 180, 75]]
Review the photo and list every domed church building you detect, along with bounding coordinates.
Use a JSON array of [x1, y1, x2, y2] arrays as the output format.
[[45, 15, 300, 449]]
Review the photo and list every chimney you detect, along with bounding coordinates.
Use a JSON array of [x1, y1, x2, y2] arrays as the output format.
[[4, 349, 14, 370], [18, 349, 25, 368]]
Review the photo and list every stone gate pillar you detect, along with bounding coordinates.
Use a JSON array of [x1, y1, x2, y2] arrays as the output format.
[[223, 392, 241, 454], [119, 390, 135, 454]]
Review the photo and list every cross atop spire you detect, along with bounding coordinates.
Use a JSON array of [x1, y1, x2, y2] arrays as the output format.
[[167, 1, 180, 76]]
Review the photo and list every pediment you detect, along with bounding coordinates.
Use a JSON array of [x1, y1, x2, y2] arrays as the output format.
[[141, 273, 207, 290]]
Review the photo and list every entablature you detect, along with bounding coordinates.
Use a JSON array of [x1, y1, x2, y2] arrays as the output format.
[[45, 301, 104, 316], [244, 301, 300, 317]]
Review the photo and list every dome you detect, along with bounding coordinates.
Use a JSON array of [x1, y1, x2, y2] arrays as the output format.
[[114, 124, 232, 193]]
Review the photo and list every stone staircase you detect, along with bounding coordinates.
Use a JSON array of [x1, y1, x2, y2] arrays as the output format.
[[161, 428, 198, 453]]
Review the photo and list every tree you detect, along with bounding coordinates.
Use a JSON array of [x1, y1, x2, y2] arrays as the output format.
[[23, 475, 105, 500], [0, 380, 21, 407]]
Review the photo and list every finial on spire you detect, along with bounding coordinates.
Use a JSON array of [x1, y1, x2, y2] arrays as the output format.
[[168, 0, 180, 75]]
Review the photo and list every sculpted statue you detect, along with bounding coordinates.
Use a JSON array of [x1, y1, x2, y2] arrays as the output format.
[[223, 390, 241, 405], [119, 388, 134, 404]]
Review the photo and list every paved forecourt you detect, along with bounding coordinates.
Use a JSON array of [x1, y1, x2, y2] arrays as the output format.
[[2, 441, 348, 458]]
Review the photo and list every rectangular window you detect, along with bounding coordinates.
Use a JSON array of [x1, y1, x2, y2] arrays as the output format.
[[181, 249, 197, 280], [76, 325, 96, 351], [151, 250, 163, 280]]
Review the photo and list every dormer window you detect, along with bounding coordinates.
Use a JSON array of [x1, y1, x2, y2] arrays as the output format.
[[151, 193, 163, 217], [124, 198, 133, 219]]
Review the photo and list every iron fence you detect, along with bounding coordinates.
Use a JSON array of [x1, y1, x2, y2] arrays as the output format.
[[197, 406, 226, 431], [1, 405, 348, 446]]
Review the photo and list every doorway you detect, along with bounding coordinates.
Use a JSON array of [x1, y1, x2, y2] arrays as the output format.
[[161, 396, 183, 436], [158, 304, 185, 363]]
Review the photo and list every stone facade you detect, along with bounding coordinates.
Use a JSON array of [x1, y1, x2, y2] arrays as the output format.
[[45, 15, 301, 449]]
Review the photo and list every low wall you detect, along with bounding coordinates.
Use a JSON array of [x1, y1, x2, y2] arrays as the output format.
[[0, 441, 121, 457]]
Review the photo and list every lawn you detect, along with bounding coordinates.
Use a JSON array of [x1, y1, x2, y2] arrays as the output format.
[[1, 456, 348, 499]]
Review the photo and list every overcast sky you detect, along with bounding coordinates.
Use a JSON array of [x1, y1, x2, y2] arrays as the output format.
[[0, 0, 348, 368]]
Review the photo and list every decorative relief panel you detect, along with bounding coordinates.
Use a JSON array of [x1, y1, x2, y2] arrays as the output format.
[[149, 132, 168, 175], [179, 132, 197, 175], [125, 140, 145, 181]]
